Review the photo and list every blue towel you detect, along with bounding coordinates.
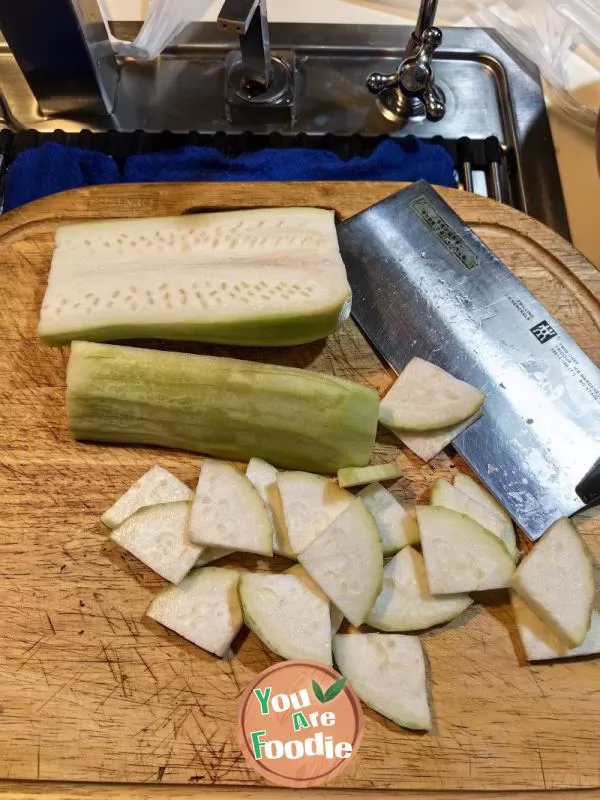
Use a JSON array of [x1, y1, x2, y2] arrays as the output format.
[[5, 144, 120, 211], [4, 138, 457, 212]]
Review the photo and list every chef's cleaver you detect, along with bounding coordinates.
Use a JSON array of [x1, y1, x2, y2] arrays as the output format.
[[336, 181, 600, 540]]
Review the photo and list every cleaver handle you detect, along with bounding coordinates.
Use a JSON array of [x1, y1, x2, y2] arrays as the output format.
[[576, 457, 600, 508]]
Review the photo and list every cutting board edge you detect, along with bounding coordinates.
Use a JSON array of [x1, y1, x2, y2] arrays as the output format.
[[0, 779, 599, 800]]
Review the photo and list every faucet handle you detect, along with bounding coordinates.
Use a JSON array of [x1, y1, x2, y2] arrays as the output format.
[[401, 27, 441, 89], [366, 26, 446, 122], [421, 84, 445, 121], [413, 26, 443, 60], [366, 71, 403, 95]]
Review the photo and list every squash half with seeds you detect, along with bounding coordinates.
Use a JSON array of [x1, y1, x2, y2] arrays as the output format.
[[38, 207, 352, 346]]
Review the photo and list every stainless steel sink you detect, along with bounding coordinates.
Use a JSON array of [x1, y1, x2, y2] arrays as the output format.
[[0, 23, 568, 238]]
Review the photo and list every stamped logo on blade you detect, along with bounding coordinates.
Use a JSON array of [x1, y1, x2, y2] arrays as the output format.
[[530, 320, 558, 344], [237, 660, 363, 788], [410, 195, 479, 270]]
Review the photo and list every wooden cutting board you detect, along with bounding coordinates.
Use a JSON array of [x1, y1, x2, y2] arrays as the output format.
[[0, 182, 599, 798]]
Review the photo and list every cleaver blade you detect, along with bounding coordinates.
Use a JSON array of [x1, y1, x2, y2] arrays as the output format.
[[336, 181, 600, 540]]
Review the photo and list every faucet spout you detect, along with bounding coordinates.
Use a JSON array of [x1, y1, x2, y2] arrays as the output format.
[[414, 0, 439, 42], [219, 0, 296, 126], [218, 0, 272, 91]]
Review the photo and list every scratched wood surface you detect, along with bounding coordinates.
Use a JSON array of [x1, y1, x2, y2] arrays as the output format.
[[0, 182, 599, 795]]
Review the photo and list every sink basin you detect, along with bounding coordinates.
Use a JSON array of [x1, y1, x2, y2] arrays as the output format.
[[0, 23, 568, 238]]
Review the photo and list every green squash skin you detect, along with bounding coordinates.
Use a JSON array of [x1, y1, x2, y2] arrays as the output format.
[[39, 296, 351, 347], [338, 463, 402, 488], [67, 341, 379, 473]]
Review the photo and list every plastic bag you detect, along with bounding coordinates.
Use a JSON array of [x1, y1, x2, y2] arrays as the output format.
[[470, 0, 600, 127], [97, 0, 198, 61]]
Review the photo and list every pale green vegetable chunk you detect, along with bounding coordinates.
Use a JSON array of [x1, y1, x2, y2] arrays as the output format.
[[367, 547, 473, 632], [333, 633, 432, 730], [188, 460, 273, 556], [67, 342, 379, 473], [39, 207, 352, 346], [431, 478, 518, 562], [239, 572, 332, 665], [510, 517, 594, 648], [358, 482, 419, 555], [110, 501, 201, 584], [454, 472, 512, 527], [337, 462, 402, 488], [396, 410, 483, 462], [246, 458, 294, 558], [417, 505, 515, 593], [379, 357, 485, 433], [147, 567, 242, 657], [278, 472, 353, 555], [298, 498, 383, 627], [511, 592, 600, 661], [101, 465, 192, 529], [286, 563, 344, 634]]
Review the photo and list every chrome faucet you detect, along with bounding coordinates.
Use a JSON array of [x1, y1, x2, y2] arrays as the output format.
[[217, 0, 296, 125], [366, 0, 445, 123], [217, 0, 272, 92]]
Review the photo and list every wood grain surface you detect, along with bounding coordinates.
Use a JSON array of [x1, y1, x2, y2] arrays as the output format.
[[0, 182, 598, 796]]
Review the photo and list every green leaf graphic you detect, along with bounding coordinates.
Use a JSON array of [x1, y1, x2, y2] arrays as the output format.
[[312, 679, 325, 703], [323, 677, 347, 702]]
